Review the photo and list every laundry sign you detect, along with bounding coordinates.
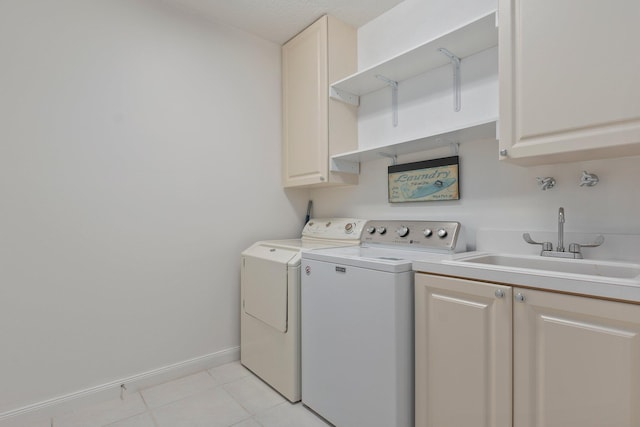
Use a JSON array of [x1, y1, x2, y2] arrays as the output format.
[[388, 156, 459, 203]]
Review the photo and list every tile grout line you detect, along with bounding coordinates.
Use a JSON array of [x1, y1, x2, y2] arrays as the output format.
[[137, 391, 160, 427], [138, 369, 222, 411], [148, 408, 160, 427], [95, 392, 149, 427]]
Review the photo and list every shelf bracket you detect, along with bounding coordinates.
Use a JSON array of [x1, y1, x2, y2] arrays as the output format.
[[375, 75, 399, 127], [379, 152, 398, 165], [432, 138, 460, 156], [438, 48, 461, 112], [330, 158, 360, 174], [329, 86, 360, 106]]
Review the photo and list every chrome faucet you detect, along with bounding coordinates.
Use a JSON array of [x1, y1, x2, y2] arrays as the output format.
[[557, 207, 565, 252], [523, 207, 604, 259]]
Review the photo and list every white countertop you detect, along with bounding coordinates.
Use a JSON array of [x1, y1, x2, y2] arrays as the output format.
[[413, 251, 640, 303], [413, 229, 640, 303]]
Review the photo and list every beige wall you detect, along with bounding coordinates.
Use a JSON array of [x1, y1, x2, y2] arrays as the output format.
[[0, 0, 307, 418]]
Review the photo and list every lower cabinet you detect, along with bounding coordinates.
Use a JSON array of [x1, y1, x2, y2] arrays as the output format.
[[416, 273, 640, 427], [513, 288, 640, 427], [415, 274, 512, 427]]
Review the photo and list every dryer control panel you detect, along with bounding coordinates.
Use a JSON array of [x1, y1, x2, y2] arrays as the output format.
[[362, 220, 464, 252], [302, 218, 367, 241]]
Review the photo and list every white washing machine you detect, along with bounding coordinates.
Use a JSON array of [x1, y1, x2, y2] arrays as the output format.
[[240, 218, 366, 402], [301, 220, 466, 427]]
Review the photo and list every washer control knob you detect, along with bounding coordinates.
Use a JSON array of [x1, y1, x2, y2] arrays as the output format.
[[365, 226, 376, 234], [437, 228, 448, 238], [376, 226, 387, 235], [396, 226, 409, 237], [423, 228, 433, 237]]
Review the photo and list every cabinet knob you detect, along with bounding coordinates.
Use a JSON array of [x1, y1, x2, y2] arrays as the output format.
[[499, 149, 508, 157], [515, 292, 526, 302], [495, 289, 505, 298]]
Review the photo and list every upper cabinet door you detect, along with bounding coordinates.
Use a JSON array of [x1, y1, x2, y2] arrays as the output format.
[[282, 16, 357, 188], [499, 0, 640, 165], [282, 17, 329, 187]]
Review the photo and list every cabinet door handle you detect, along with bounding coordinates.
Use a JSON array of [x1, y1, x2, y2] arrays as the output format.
[[495, 289, 505, 298], [515, 292, 526, 302]]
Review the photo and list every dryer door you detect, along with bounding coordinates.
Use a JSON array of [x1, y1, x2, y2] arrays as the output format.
[[242, 245, 297, 332]]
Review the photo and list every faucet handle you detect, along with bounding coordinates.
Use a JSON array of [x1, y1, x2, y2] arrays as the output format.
[[523, 233, 553, 251], [536, 177, 556, 191], [568, 235, 605, 253], [580, 171, 599, 187]]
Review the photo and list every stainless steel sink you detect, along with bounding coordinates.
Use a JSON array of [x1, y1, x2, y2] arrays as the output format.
[[455, 254, 640, 279]]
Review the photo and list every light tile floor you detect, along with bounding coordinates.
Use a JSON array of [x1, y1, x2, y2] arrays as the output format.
[[15, 362, 330, 427]]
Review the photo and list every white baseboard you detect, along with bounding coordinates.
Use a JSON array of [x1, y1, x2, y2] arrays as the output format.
[[0, 346, 239, 427]]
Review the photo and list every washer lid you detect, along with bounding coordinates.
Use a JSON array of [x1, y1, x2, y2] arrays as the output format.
[[242, 243, 298, 264], [260, 239, 359, 251], [302, 246, 413, 273]]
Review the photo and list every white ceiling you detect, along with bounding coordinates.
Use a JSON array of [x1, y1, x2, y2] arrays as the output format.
[[161, 0, 405, 44]]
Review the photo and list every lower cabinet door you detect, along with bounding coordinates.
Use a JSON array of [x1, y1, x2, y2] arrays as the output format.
[[513, 288, 640, 427], [415, 274, 512, 427]]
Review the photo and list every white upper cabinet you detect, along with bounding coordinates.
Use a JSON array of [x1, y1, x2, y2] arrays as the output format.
[[282, 15, 358, 188], [499, 0, 640, 165]]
